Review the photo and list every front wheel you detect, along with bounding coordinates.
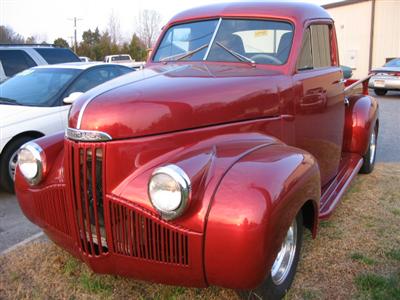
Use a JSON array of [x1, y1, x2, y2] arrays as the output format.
[[374, 89, 387, 96], [0, 136, 33, 193], [360, 125, 378, 174], [239, 213, 303, 300]]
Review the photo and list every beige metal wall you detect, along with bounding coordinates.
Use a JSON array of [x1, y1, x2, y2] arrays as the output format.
[[372, 0, 400, 68], [326, 1, 372, 78]]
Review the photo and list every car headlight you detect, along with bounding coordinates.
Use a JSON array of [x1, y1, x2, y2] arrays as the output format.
[[17, 142, 45, 185], [148, 164, 191, 220]]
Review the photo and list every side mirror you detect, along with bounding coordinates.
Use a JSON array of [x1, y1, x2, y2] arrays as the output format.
[[63, 92, 83, 104]]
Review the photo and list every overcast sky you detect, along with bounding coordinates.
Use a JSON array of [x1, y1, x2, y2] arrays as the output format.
[[1, 0, 341, 44]]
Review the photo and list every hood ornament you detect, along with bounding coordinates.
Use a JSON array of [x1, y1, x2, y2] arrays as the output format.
[[66, 128, 112, 142]]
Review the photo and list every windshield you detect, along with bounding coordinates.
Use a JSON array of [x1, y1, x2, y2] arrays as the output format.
[[153, 19, 293, 65], [0, 68, 80, 107], [384, 58, 400, 67]]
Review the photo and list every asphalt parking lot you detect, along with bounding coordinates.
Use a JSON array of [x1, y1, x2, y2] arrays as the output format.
[[0, 92, 399, 254]]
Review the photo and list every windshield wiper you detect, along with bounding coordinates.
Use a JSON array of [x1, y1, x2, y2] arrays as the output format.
[[0, 97, 18, 105], [215, 41, 255, 65], [161, 43, 209, 62]]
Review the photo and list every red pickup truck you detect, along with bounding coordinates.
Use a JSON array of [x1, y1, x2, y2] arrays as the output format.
[[15, 2, 378, 299]]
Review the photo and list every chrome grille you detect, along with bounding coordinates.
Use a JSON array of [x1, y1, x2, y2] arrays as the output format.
[[66, 140, 108, 256]]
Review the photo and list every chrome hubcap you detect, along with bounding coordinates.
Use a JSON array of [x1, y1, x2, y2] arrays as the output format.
[[271, 219, 297, 285], [370, 131, 377, 165], [8, 150, 19, 181]]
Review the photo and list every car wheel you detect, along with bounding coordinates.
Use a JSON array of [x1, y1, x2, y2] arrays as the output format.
[[0, 136, 33, 193], [360, 125, 378, 174], [238, 213, 303, 300], [374, 89, 387, 96]]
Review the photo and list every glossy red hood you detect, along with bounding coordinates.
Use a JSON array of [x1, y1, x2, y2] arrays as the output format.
[[69, 63, 291, 140]]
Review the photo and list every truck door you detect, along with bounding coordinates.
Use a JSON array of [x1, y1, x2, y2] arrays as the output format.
[[293, 24, 345, 186]]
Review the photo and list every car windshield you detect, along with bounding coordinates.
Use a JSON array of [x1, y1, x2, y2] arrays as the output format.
[[153, 19, 293, 65], [384, 58, 400, 67], [0, 68, 80, 107]]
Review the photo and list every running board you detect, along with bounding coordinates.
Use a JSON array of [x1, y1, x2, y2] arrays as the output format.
[[319, 153, 363, 220]]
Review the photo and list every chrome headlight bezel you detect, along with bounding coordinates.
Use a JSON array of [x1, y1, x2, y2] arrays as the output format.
[[17, 142, 45, 186], [148, 164, 191, 220]]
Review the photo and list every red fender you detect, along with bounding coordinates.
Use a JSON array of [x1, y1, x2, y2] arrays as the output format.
[[15, 132, 65, 225], [204, 144, 320, 289], [343, 95, 379, 156]]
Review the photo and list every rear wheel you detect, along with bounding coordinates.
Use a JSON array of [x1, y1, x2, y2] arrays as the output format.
[[0, 136, 33, 193], [374, 89, 387, 96], [238, 213, 303, 300], [360, 125, 378, 174]]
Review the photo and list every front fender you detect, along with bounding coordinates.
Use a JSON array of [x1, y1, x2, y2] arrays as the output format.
[[204, 144, 320, 289], [15, 131, 65, 225], [343, 95, 379, 155]]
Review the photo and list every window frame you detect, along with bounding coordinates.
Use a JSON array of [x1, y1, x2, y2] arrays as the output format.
[[151, 17, 295, 66], [296, 21, 337, 73]]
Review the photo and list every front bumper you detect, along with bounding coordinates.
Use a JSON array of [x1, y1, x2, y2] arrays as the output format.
[[368, 75, 400, 90]]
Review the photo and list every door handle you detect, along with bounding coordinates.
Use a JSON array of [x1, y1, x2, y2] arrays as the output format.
[[332, 78, 346, 85]]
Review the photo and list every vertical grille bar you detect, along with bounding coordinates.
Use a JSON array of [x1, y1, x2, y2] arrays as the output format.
[[90, 146, 103, 254], [73, 147, 89, 253], [82, 148, 95, 254], [32, 185, 70, 236], [67, 140, 108, 256], [108, 200, 189, 266]]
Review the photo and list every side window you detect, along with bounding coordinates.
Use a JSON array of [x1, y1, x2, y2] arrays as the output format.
[[0, 50, 37, 77], [66, 67, 123, 95], [297, 28, 313, 70], [34, 48, 80, 64], [297, 24, 332, 71], [310, 25, 331, 68]]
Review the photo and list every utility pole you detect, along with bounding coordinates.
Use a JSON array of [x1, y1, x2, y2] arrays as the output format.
[[68, 17, 82, 53], [68, 36, 74, 49]]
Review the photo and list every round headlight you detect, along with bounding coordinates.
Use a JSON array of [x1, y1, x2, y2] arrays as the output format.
[[17, 142, 45, 185], [148, 164, 191, 220]]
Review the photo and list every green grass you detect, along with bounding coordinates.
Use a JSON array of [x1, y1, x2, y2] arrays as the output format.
[[390, 208, 400, 216], [301, 289, 320, 300], [78, 271, 113, 295], [386, 249, 400, 261], [319, 220, 334, 228], [350, 252, 376, 265], [63, 257, 80, 276], [355, 272, 400, 300], [10, 271, 20, 282]]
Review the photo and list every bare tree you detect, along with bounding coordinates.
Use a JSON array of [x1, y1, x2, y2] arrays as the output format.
[[108, 10, 121, 45], [136, 9, 162, 49], [0, 25, 24, 44]]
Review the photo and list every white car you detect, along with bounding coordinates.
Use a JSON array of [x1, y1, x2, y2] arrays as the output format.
[[368, 58, 400, 96], [0, 62, 134, 192]]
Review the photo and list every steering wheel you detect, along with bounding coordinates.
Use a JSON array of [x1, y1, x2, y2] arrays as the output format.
[[250, 54, 282, 65]]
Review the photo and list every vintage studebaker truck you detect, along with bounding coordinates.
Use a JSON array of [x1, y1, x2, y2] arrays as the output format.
[[15, 2, 378, 299]]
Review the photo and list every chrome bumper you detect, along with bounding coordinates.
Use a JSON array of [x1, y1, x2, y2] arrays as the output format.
[[368, 75, 400, 90]]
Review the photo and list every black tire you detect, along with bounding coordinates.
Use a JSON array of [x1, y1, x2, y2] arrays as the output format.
[[238, 213, 303, 300], [360, 125, 378, 174], [0, 136, 33, 193], [374, 89, 387, 96]]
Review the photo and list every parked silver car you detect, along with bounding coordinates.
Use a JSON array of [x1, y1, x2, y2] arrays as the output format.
[[369, 58, 400, 95]]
